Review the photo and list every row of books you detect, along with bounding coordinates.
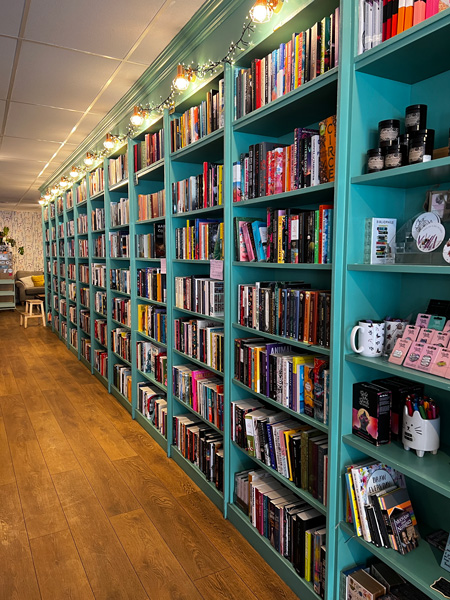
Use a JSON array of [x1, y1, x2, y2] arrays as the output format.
[[137, 304, 167, 344], [174, 276, 224, 318], [137, 383, 167, 437], [70, 328, 78, 348], [175, 219, 224, 260], [59, 319, 65, 339], [113, 363, 132, 401], [172, 163, 223, 213], [76, 180, 87, 204], [358, 0, 447, 55], [59, 298, 67, 316], [92, 208, 105, 231], [110, 268, 131, 294], [111, 198, 129, 227], [174, 318, 224, 372], [67, 282, 74, 301], [170, 83, 224, 152], [89, 167, 104, 197], [79, 286, 89, 307], [238, 283, 331, 348], [234, 338, 330, 424], [80, 309, 90, 335], [94, 349, 108, 377], [91, 263, 106, 287], [60, 280, 66, 296], [173, 414, 223, 492], [57, 197, 64, 214], [68, 263, 76, 280], [112, 297, 131, 327], [137, 190, 165, 222], [136, 226, 165, 259], [58, 224, 64, 238], [94, 291, 107, 316], [233, 120, 336, 203], [109, 154, 128, 186], [137, 268, 166, 303], [109, 231, 129, 258], [173, 365, 224, 431], [111, 328, 131, 363], [342, 560, 429, 600], [66, 220, 74, 237], [234, 470, 326, 592], [136, 341, 167, 387], [66, 190, 73, 210], [77, 214, 88, 234], [345, 461, 419, 554], [94, 318, 107, 346], [81, 337, 91, 362], [93, 234, 106, 258], [58, 241, 65, 257], [68, 305, 77, 324], [235, 205, 333, 264], [134, 129, 164, 172], [234, 10, 340, 119], [78, 239, 89, 258]]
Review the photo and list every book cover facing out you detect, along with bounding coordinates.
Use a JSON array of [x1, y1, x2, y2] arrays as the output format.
[[364, 218, 397, 265]]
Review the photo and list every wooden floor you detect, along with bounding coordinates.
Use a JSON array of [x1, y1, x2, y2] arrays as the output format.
[[0, 310, 299, 600]]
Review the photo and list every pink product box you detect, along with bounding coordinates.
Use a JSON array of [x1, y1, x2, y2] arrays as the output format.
[[417, 328, 435, 345], [415, 313, 431, 328], [444, 321, 450, 334], [403, 325, 420, 342], [415, 344, 441, 373], [431, 331, 450, 347], [431, 348, 450, 378], [403, 342, 426, 370], [388, 338, 412, 365]]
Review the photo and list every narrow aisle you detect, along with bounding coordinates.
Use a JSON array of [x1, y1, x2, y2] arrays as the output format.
[[0, 311, 299, 600]]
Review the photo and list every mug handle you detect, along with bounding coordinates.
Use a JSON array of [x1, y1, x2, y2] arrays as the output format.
[[350, 325, 363, 353]]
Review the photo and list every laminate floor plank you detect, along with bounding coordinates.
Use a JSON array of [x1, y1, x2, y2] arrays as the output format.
[[110, 509, 203, 600], [44, 389, 140, 517], [0, 364, 20, 396], [9, 439, 68, 539], [30, 530, 95, 600], [52, 468, 149, 600], [195, 567, 258, 600], [26, 409, 80, 474], [0, 483, 41, 600], [178, 492, 300, 600], [0, 393, 41, 443], [114, 455, 228, 580], [0, 416, 15, 486]]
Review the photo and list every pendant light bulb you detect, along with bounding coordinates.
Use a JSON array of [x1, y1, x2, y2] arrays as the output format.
[[174, 65, 190, 91], [44, 190, 51, 200], [70, 166, 78, 178], [130, 106, 144, 127], [103, 133, 115, 150], [84, 152, 94, 166], [60, 177, 69, 188], [38, 198, 45, 205], [51, 184, 59, 195], [250, 0, 273, 23]]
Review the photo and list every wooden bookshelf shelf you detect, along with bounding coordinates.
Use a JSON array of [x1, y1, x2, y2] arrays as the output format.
[[109, 178, 128, 191], [173, 395, 222, 434], [170, 128, 224, 164], [348, 264, 450, 274], [135, 159, 164, 182], [351, 157, 450, 188], [233, 261, 332, 270], [136, 296, 166, 306], [135, 410, 167, 450], [173, 349, 223, 376], [172, 205, 223, 218], [136, 330, 167, 347], [137, 369, 167, 392], [174, 306, 224, 323], [233, 323, 331, 356]]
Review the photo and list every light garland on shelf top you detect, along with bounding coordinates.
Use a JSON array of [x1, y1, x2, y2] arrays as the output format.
[[39, 0, 284, 205]]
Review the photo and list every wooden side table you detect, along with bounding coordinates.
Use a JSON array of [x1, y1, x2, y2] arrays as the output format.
[[20, 299, 46, 328]]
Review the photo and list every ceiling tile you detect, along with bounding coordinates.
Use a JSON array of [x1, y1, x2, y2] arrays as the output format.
[[5, 102, 81, 142], [25, 0, 165, 59], [0, 136, 61, 163], [0, 100, 5, 124], [0, 37, 18, 100], [0, 1, 25, 36], [91, 62, 148, 114], [65, 111, 107, 146], [0, 202, 20, 209], [129, 0, 205, 65], [12, 42, 120, 112]]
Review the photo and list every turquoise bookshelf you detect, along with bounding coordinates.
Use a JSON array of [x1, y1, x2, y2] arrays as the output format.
[[40, 1, 450, 598]]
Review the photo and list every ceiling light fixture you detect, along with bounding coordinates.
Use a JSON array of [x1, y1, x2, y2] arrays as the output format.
[[38, 199, 45, 205], [249, 0, 283, 23], [84, 152, 95, 166], [103, 133, 116, 150], [60, 177, 70, 188], [70, 165, 79, 178], [130, 106, 145, 127], [173, 65, 194, 91], [51, 184, 59, 195], [44, 190, 51, 200]]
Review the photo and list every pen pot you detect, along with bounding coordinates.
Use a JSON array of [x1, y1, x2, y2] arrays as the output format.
[[402, 405, 440, 458]]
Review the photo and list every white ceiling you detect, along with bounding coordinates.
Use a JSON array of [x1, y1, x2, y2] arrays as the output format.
[[0, 0, 205, 211]]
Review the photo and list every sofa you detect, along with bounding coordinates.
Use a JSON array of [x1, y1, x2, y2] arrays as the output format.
[[15, 270, 45, 304]]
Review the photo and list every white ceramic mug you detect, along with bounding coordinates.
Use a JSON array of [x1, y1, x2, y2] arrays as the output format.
[[350, 320, 385, 358]]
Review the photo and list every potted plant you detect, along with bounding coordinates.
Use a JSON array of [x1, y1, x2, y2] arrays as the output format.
[[0, 227, 24, 255]]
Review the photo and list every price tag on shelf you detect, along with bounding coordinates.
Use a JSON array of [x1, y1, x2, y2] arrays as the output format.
[[160, 258, 166, 274], [210, 260, 223, 280]]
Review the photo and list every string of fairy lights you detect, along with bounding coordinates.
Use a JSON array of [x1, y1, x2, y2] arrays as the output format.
[[39, 0, 284, 204]]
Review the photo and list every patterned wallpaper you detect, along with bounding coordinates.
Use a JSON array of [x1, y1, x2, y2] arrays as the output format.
[[0, 210, 43, 273]]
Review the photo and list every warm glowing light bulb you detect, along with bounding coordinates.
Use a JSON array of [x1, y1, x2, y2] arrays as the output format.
[[250, 0, 273, 23], [44, 190, 51, 200], [51, 184, 59, 195], [84, 152, 94, 166], [103, 133, 115, 150], [70, 166, 78, 178], [130, 106, 144, 126], [174, 65, 190, 91], [38, 199, 45, 205], [60, 177, 69, 188]]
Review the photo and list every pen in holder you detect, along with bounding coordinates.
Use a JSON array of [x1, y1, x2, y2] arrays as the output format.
[[402, 405, 440, 458]]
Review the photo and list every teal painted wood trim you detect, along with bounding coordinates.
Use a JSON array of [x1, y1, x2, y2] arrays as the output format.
[[173, 306, 224, 323], [227, 504, 320, 600], [352, 156, 450, 188], [127, 139, 138, 420], [137, 370, 167, 393], [135, 410, 168, 452], [111, 384, 132, 414], [171, 446, 223, 511], [233, 323, 331, 356], [232, 182, 334, 208], [348, 264, 450, 274], [232, 261, 332, 270], [103, 164, 113, 394], [41, 207, 49, 324], [136, 330, 167, 347], [93, 368, 108, 389], [173, 394, 223, 434]]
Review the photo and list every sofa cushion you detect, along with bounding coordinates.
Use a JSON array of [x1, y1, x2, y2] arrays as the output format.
[[19, 276, 34, 287], [32, 275, 45, 287], [25, 286, 44, 295]]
